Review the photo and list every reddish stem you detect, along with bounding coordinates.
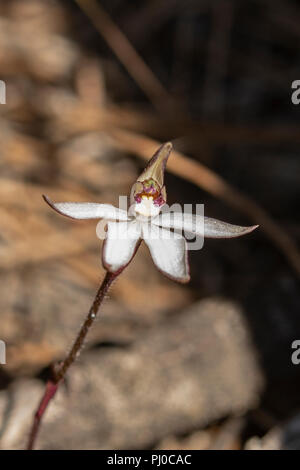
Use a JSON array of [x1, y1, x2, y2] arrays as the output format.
[[26, 270, 117, 450], [27, 380, 58, 451]]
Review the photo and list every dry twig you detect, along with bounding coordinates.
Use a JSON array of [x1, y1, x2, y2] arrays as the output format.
[[74, 0, 180, 114]]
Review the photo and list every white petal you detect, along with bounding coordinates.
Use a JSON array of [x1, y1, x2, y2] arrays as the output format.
[[152, 212, 204, 236], [43, 195, 129, 221], [152, 212, 258, 239], [142, 223, 190, 283], [203, 217, 259, 238], [102, 221, 141, 273]]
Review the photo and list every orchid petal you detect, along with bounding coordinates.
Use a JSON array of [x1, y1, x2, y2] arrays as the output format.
[[142, 223, 190, 283], [43, 195, 129, 221], [152, 212, 258, 239], [152, 212, 204, 236], [102, 221, 141, 273], [203, 217, 259, 238], [136, 142, 172, 188]]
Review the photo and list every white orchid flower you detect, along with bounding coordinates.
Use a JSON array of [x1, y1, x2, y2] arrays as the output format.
[[43, 143, 258, 283]]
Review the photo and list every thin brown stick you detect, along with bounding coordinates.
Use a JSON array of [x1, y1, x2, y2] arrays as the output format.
[[108, 128, 300, 279], [27, 270, 117, 450], [74, 0, 180, 114]]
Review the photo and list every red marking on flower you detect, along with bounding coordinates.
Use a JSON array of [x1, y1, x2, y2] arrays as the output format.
[[134, 178, 164, 205], [154, 195, 165, 207]]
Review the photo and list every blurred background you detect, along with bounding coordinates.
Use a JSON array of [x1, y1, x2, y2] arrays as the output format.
[[0, 0, 300, 450]]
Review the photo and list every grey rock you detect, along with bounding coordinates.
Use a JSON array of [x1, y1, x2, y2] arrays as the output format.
[[245, 412, 300, 450], [0, 298, 263, 449]]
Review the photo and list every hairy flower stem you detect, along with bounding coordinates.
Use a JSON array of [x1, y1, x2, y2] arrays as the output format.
[[27, 270, 118, 450]]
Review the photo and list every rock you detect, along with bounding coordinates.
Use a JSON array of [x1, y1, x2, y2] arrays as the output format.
[[156, 430, 212, 450], [19, 298, 264, 449], [0, 379, 43, 450], [245, 430, 281, 450], [245, 412, 300, 450]]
